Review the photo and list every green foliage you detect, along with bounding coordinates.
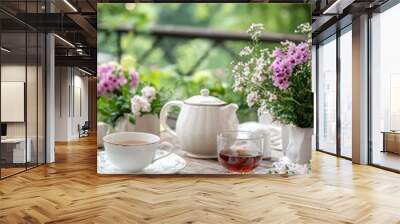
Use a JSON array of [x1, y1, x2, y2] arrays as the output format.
[[139, 83, 173, 116], [97, 85, 132, 127], [97, 62, 172, 127], [98, 3, 150, 29], [169, 70, 257, 122], [98, 4, 310, 122], [231, 23, 313, 128]]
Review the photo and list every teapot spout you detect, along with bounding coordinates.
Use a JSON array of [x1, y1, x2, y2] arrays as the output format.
[[222, 103, 239, 118]]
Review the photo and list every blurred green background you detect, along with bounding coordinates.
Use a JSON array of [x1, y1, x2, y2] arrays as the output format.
[[98, 3, 311, 122]]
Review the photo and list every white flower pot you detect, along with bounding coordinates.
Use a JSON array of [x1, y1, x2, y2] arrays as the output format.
[[115, 114, 135, 133], [286, 126, 313, 165], [258, 109, 274, 125], [97, 122, 110, 148], [281, 125, 290, 154], [135, 114, 160, 136], [114, 114, 160, 136]]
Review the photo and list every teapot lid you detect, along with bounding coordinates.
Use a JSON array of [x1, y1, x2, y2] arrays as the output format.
[[184, 89, 227, 106]]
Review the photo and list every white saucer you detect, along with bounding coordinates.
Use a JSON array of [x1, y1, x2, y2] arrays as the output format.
[[97, 150, 186, 174], [183, 151, 217, 159]]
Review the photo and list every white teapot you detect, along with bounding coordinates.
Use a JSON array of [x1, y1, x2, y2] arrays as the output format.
[[160, 89, 239, 158]]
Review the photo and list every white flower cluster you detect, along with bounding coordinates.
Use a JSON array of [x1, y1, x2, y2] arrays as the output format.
[[131, 86, 156, 116], [232, 61, 247, 92], [295, 23, 311, 35], [269, 93, 277, 101], [141, 86, 156, 101], [239, 46, 253, 56], [280, 40, 294, 47], [267, 156, 309, 176], [232, 53, 268, 103], [246, 91, 259, 108], [247, 23, 264, 41], [295, 23, 312, 44], [250, 56, 267, 84]]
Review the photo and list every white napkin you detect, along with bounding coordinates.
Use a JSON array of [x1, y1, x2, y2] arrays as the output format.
[[238, 122, 282, 158]]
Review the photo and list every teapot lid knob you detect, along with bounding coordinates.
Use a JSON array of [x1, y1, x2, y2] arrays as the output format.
[[184, 88, 226, 106], [200, 89, 209, 96]]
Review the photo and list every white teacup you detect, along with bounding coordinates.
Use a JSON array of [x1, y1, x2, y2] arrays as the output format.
[[103, 132, 173, 172]]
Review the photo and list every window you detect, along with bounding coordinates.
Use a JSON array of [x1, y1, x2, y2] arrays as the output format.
[[339, 27, 352, 158], [317, 35, 337, 154], [316, 24, 353, 159], [0, 1, 47, 179], [370, 3, 400, 171]]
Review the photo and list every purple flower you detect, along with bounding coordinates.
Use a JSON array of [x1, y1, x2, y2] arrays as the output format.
[[117, 76, 127, 86], [272, 48, 284, 58], [97, 62, 126, 97], [97, 85, 104, 96], [288, 56, 297, 65], [273, 76, 290, 90], [294, 43, 311, 65], [287, 43, 297, 56], [270, 42, 310, 89], [271, 58, 293, 89], [297, 43, 308, 52], [130, 70, 140, 88], [98, 62, 117, 77]]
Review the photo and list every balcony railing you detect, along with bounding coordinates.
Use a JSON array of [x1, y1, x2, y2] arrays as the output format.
[[99, 25, 307, 76]]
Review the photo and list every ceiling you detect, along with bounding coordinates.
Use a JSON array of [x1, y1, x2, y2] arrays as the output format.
[[0, 0, 97, 74], [5, 0, 392, 74], [311, 0, 389, 42]]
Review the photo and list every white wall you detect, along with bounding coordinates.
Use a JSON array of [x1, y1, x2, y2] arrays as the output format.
[[54, 67, 89, 141], [1, 65, 36, 137], [1, 64, 46, 164], [55, 67, 69, 141], [72, 74, 89, 138], [1, 66, 26, 140]]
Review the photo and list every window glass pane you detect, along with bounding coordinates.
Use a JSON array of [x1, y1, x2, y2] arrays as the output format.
[[38, 32, 45, 165], [0, 0, 46, 178], [371, 4, 400, 171], [318, 36, 337, 154], [27, 30, 38, 169], [0, 10, 28, 177], [340, 28, 352, 158]]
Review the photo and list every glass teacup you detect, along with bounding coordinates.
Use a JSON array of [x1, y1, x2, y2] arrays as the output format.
[[217, 131, 263, 173]]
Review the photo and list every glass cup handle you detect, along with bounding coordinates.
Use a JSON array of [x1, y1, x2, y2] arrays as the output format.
[[153, 142, 173, 162]]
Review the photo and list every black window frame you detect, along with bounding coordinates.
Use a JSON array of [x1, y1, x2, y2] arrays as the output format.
[[314, 16, 353, 161]]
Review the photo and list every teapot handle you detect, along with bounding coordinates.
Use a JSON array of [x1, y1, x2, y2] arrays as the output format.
[[160, 100, 183, 138]]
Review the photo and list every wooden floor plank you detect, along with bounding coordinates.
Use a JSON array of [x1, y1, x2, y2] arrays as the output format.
[[0, 135, 400, 223]]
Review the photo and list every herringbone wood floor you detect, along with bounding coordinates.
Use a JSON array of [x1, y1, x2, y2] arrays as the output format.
[[1, 135, 400, 224]]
